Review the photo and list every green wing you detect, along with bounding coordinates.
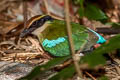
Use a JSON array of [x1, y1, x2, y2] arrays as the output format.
[[38, 20, 97, 56]]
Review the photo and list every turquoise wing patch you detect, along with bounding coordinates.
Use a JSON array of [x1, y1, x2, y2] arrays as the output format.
[[42, 37, 66, 48]]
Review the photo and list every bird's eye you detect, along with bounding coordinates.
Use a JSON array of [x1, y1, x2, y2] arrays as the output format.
[[32, 21, 38, 26]]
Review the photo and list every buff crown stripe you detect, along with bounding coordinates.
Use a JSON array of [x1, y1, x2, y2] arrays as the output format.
[[28, 15, 47, 27]]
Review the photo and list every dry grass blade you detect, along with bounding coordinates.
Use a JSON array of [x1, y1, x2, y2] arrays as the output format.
[[114, 65, 120, 76], [3, 52, 41, 59], [27, 37, 44, 54], [0, 0, 10, 12], [85, 71, 97, 80]]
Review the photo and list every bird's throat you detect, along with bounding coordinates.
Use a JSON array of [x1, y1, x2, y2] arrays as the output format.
[[32, 22, 51, 36]]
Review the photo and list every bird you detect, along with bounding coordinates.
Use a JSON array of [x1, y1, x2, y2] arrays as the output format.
[[20, 15, 106, 57]]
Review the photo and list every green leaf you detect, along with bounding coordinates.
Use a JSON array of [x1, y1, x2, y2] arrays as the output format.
[[81, 34, 120, 67], [78, 7, 84, 18], [49, 65, 75, 80], [84, 3, 107, 20], [98, 76, 109, 80], [79, 0, 84, 6], [81, 52, 106, 68], [92, 34, 120, 54], [106, 22, 120, 28], [75, 0, 84, 18], [19, 56, 71, 80]]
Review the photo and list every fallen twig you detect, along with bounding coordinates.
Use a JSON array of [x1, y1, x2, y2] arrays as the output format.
[[85, 71, 97, 80], [96, 28, 120, 34]]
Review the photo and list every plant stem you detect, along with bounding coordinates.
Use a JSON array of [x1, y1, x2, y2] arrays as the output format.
[[43, 0, 50, 15], [17, 0, 28, 45], [23, 0, 28, 29], [64, 0, 83, 78]]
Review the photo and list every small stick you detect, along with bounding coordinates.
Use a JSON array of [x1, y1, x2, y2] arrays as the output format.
[[64, 0, 83, 78], [17, 0, 28, 45], [85, 71, 97, 80], [23, 0, 28, 29], [50, 14, 64, 21], [96, 28, 120, 34], [43, 0, 50, 15]]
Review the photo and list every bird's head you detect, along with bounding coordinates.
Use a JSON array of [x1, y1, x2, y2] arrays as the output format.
[[20, 15, 54, 38]]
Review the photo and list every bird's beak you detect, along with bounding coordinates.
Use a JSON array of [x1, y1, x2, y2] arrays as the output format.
[[20, 29, 29, 38]]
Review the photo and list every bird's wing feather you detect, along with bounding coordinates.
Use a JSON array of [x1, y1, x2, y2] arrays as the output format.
[[39, 20, 89, 56]]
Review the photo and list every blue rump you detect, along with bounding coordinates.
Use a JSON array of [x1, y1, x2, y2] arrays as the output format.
[[88, 28, 106, 44]]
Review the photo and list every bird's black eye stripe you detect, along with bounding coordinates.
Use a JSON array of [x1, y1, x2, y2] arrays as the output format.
[[37, 18, 45, 26], [43, 15, 54, 21], [35, 15, 54, 28], [31, 15, 54, 28], [31, 15, 53, 28]]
